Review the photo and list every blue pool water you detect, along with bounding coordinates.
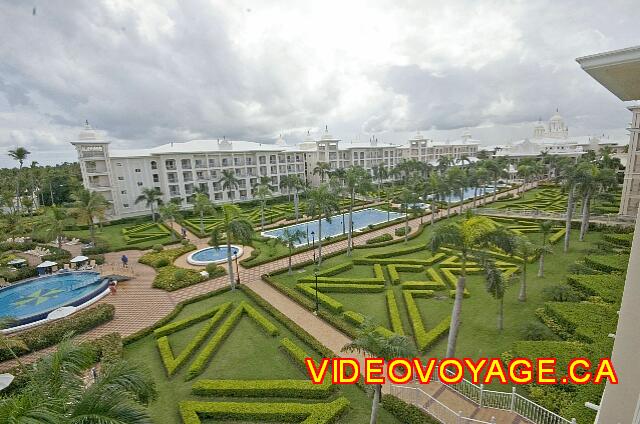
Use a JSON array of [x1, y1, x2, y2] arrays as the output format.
[[0, 272, 107, 326], [427, 186, 497, 203], [262, 208, 404, 247], [189, 246, 240, 264]]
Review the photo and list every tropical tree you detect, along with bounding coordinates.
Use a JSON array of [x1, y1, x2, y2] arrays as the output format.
[[437, 177, 452, 218], [279, 175, 293, 201], [255, 183, 272, 231], [561, 164, 580, 253], [135, 188, 163, 222], [430, 215, 516, 356], [159, 202, 181, 240], [426, 173, 440, 225], [71, 188, 109, 243], [312, 162, 331, 183], [0, 339, 157, 423], [577, 165, 617, 241], [191, 192, 213, 236], [290, 175, 304, 223], [278, 228, 305, 274], [513, 236, 552, 302], [399, 186, 418, 243], [329, 175, 347, 235], [372, 163, 388, 201], [8, 147, 30, 211], [210, 204, 254, 290], [219, 169, 239, 203], [537, 220, 554, 277], [484, 261, 508, 331], [306, 185, 339, 265], [345, 166, 372, 255], [437, 156, 452, 174], [484, 159, 504, 202], [39, 206, 73, 248], [341, 320, 414, 424], [447, 167, 468, 212]]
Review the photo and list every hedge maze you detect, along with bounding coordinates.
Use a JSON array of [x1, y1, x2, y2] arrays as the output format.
[[149, 293, 350, 424], [122, 222, 173, 245]]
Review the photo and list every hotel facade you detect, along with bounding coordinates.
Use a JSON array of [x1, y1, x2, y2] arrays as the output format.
[[71, 126, 478, 219]]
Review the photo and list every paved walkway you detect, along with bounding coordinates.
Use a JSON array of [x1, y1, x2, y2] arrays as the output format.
[[0, 183, 537, 423]]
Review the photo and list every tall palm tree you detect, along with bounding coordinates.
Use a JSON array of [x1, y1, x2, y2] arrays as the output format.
[[0, 339, 156, 423], [577, 165, 617, 241], [290, 175, 303, 223], [191, 192, 213, 236], [537, 220, 554, 277], [513, 237, 552, 302], [517, 164, 534, 194], [278, 228, 305, 274], [71, 188, 108, 244], [218, 170, 239, 203], [255, 183, 272, 231], [560, 163, 582, 253], [484, 159, 503, 202], [426, 173, 440, 225], [8, 147, 30, 211], [341, 321, 414, 424], [430, 215, 516, 356], [399, 186, 418, 243], [312, 162, 331, 183], [437, 156, 452, 175], [475, 165, 491, 205], [329, 175, 347, 235], [279, 175, 293, 201], [210, 204, 254, 290], [39, 206, 73, 248], [447, 167, 467, 212], [372, 163, 388, 201], [159, 202, 181, 241], [135, 188, 163, 222], [437, 177, 453, 218], [345, 166, 372, 255], [306, 185, 339, 265], [484, 261, 507, 331]]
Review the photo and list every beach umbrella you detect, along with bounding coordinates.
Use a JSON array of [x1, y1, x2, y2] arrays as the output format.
[[0, 374, 14, 391], [37, 260, 57, 268], [7, 258, 26, 266], [70, 255, 89, 263]]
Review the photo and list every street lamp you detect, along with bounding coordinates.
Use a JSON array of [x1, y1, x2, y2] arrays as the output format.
[[306, 224, 310, 246], [311, 231, 316, 264], [234, 249, 241, 286], [313, 267, 319, 315]]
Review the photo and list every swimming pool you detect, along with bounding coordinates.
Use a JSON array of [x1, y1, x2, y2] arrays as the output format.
[[262, 208, 405, 247], [427, 186, 497, 203], [187, 245, 243, 266], [0, 271, 108, 328]]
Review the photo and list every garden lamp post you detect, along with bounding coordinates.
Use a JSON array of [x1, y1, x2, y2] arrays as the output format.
[[313, 267, 319, 315], [311, 231, 316, 264], [234, 250, 241, 285], [306, 224, 310, 246]]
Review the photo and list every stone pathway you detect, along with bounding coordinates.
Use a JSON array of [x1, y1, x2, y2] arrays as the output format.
[[0, 183, 538, 423]]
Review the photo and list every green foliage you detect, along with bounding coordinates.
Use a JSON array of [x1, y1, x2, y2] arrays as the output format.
[[0, 304, 115, 361], [152, 244, 164, 252], [387, 264, 423, 284], [153, 265, 205, 291], [366, 233, 393, 244], [295, 284, 344, 313], [541, 284, 582, 302], [179, 397, 350, 424], [603, 232, 633, 248], [122, 222, 172, 245], [385, 290, 404, 335], [191, 378, 333, 399], [139, 244, 196, 268], [583, 254, 629, 273], [381, 395, 440, 424], [548, 228, 566, 244], [316, 263, 353, 277], [154, 258, 170, 268], [543, 302, 618, 345], [520, 321, 554, 341], [402, 290, 451, 351], [566, 274, 624, 304], [205, 263, 226, 277], [401, 281, 446, 290], [394, 226, 410, 237]]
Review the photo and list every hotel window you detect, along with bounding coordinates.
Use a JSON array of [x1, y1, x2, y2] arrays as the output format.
[[121, 190, 127, 194], [123, 203, 129, 208], [137, 182, 143, 186], [151, 161, 157, 170], [181, 159, 192, 169], [165, 160, 176, 170], [116, 162, 122, 166], [135, 168, 141, 172], [153, 174, 159, 182], [118, 176, 124, 181]]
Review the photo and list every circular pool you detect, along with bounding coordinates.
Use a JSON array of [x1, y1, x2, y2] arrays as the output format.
[[187, 245, 243, 266], [0, 271, 109, 330]]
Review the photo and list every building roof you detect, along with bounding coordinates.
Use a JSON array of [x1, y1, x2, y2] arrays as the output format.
[[576, 45, 640, 101], [109, 139, 300, 158]]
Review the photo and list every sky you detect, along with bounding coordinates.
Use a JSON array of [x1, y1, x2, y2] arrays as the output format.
[[0, 0, 637, 168]]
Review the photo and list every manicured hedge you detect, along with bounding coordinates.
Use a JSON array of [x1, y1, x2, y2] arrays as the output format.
[[316, 263, 353, 277], [0, 303, 115, 361], [542, 302, 618, 345], [297, 263, 384, 284], [191, 378, 333, 399], [387, 264, 423, 284], [403, 289, 446, 351], [312, 283, 385, 293], [583, 254, 629, 273], [342, 310, 394, 338], [279, 337, 310, 369], [139, 244, 196, 268], [153, 265, 206, 291], [566, 274, 624, 304], [154, 303, 231, 338], [122, 222, 172, 245], [179, 397, 350, 424], [401, 281, 446, 290], [395, 226, 410, 237], [386, 290, 404, 335], [366, 233, 393, 244], [381, 394, 440, 424], [440, 268, 471, 297], [603, 232, 633, 248], [548, 228, 566, 244], [295, 284, 344, 313]]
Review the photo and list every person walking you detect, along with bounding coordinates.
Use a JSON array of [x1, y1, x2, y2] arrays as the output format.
[[121, 254, 128, 268]]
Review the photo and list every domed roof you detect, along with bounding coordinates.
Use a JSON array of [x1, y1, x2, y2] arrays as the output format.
[[303, 130, 314, 143], [78, 120, 99, 140], [320, 125, 334, 140], [410, 131, 425, 141]]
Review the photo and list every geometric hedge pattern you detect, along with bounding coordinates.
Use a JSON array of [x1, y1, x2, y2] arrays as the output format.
[[153, 299, 347, 424], [122, 222, 172, 245]]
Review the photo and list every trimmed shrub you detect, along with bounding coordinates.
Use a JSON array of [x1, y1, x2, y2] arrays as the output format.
[[153, 303, 232, 338], [395, 226, 410, 237], [153, 265, 205, 291], [296, 284, 343, 313], [401, 281, 446, 290], [603, 232, 633, 248], [543, 302, 618, 344], [0, 304, 115, 361], [567, 274, 624, 304], [140, 244, 196, 268], [366, 233, 393, 244], [316, 263, 353, 277], [312, 283, 385, 293], [542, 285, 582, 302], [548, 228, 566, 244], [402, 290, 451, 351], [279, 337, 310, 369], [192, 378, 333, 399], [583, 254, 629, 273], [439, 269, 471, 297], [387, 264, 424, 284], [154, 258, 170, 268], [205, 263, 226, 278], [521, 321, 554, 341], [385, 290, 404, 335], [152, 244, 164, 252], [381, 394, 439, 424]]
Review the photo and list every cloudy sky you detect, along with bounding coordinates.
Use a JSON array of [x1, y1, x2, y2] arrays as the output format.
[[0, 0, 637, 167]]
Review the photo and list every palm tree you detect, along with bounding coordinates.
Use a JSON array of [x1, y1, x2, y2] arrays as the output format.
[[40, 206, 73, 248], [517, 164, 534, 194], [71, 188, 108, 244], [159, 202, 181, 240], [345, 166, 371, 255], [399, 186, 418, 243], [430, 215, 516, 356], [447, 167, 467, 212], [0, 339, 156, 423], [426, 173, 440, 225], [475, 165, 491, 205], [437, 177, 453, 218], [372, 163, 388, 201], [8, 147, 30, 211], [191, 192, 213, 236], [312, 162, 331, 183], [513, 237, 552, 302], [437, 156, 452, 174], [484, 261, 507, 331], [484, 159, 503, 202], [577, 165, 617, 241], [210, 204, 254, 290], [289, 175, 303, 223], [218, 169, 239, 203], [135, 188, 163, 222], [329, 176, 347, 235], [341, 320, 414, 424], [560, 163, 582, 253], [278, 228, 305, 274], [306, 185, 339, 265], [537, 220, 554, 277], [255, 183, 272, 231], [279, 175, 293, 201]]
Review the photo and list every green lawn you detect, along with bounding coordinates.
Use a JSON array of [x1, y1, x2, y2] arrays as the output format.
[[124, 288, 401, 424], [66, 221, 178, 251]]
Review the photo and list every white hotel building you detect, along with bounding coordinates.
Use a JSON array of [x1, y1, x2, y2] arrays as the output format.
[[71, 124, 478, 219]]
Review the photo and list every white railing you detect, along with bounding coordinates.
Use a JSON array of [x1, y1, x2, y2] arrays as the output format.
[[427, 366, 575, 424], [473, 208, 635, 226], [390, 385, 497, 424]]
